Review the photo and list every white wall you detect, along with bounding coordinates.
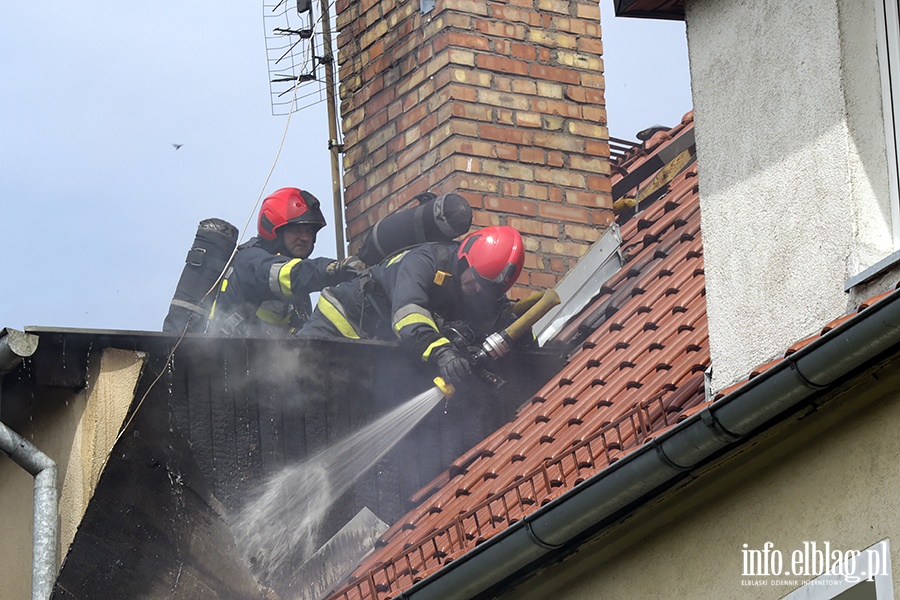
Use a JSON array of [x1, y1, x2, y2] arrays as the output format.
[[685, 0, 895, 389]]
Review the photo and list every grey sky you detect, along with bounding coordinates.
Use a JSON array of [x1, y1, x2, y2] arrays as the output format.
[[0, 0, 690, 332]]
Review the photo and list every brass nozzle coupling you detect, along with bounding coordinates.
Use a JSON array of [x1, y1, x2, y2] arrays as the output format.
[[478, 331, 513, 362], [434, 376, 456, 399]]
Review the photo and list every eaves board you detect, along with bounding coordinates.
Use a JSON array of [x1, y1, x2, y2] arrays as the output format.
[[614, 0, 686, 20]]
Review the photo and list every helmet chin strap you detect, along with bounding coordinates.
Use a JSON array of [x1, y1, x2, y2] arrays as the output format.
[[455, 255, 469, 279]]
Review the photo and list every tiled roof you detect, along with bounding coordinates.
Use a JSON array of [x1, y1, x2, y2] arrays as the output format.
[[325, 112, 709, 600], [323, 107, 900, 599]]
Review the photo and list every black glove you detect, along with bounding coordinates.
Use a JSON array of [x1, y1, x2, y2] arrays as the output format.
[[326, 255, 366, 277], [432, 345, 472, 387]]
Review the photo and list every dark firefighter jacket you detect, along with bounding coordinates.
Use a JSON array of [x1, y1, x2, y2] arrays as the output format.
[[208, 237, 346, 337], [299, 242, 508, 362]]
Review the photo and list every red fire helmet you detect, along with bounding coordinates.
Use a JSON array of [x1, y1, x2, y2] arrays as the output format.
[[457, 225, 524, 294], [257, 188, 327, 241]]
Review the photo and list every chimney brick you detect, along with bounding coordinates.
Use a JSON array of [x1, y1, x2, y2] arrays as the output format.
[[336, 0, 612, 291]]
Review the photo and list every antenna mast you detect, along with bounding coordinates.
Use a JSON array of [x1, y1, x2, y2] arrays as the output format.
[[319, 0, 345, 259], [263, 0, 345, 259]]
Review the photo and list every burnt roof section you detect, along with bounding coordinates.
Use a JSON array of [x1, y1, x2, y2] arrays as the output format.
[[326, 112, 708, 600], [4, 329, 561, 599]]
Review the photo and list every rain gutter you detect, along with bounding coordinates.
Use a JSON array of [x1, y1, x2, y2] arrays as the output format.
[[393, 289, 900, 600], [0, 329, 58, 600]]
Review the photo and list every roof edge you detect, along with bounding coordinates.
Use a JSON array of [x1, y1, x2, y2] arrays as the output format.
[[613, 0, 685, 21], [391, 287, 900, 600]]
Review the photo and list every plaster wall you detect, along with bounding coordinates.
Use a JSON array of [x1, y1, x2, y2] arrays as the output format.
[[0, 388, 84, 600], [840, 0, 897, 274], [0, 472, 30, 599], [685, 0, 896, 389], [0, 347, 143, 600], [59, 348, 144, 549], [503, 357, 900, 600]]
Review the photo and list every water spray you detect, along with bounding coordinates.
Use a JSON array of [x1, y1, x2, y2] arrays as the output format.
[[232, 385, 448, 592], [232, 289, 560, 593]]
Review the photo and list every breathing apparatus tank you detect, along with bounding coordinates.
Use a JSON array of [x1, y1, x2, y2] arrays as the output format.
[[358, 192, 473, 265], [163, 218, 239, 334]]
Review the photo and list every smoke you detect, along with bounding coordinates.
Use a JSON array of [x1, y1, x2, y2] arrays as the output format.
[[250, 345, 305, 388], [246, 344, 309, 409]]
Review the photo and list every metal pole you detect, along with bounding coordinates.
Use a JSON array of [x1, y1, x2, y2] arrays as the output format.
[[0, 422, 58, 600], [0, 329, 57, 600], [319, 0, 345, 260]]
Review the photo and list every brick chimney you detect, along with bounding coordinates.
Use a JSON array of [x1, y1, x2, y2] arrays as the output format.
[[335, 0, 612, 297]]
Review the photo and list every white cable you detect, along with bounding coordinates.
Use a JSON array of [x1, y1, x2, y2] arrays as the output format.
[[111, 14, 311, 449]]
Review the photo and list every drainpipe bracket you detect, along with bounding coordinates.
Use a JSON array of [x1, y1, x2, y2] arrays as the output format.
[[699, 406, 742, 442], [786, 355, 831, 391], [652, 438, 693, 472], [523, 518, 564, 550]]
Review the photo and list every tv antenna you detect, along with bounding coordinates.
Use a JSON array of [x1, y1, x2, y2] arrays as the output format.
[[262, 0, 346, 258], [264, 0, 327, 114]]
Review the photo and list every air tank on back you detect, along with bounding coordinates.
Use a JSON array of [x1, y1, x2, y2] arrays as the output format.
[[358, 192, 473, 265]]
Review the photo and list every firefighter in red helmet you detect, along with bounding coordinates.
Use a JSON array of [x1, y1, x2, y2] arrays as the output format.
[[208, 188, 363, 337], [296, 225, 526, 388]]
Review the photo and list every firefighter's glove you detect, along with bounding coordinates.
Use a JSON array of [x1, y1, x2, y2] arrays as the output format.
[[327, 255, 366, 278], [432, 345, 472, 387]]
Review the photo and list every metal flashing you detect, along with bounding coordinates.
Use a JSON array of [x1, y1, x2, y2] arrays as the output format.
[[534, 225, 624, 346], [844, 248, 900, 291], [292, 508, 389, 600]]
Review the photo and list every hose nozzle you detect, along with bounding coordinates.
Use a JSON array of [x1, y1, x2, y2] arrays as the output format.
[[434, 376, 455, 399], [475, 290, 562, 364]]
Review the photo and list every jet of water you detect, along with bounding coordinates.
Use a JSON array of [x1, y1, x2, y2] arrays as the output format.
[[230, 385, 446, 588]]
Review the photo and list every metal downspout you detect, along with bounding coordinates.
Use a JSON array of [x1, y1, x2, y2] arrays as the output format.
[[394, 289, 900, 600], [0, 329, 58, 600]]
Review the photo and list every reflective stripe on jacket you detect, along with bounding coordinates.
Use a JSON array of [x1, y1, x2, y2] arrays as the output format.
[[208, 237, 344, 337], [306, 243, 468, 360]]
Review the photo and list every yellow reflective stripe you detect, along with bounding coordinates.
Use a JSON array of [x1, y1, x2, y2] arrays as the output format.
[[256, 306, 290, 325], [422, 337, 451, 361], [393, 304, 437, 339], [386, 250, 407, 266], [208, 278, 229, 319], [278, 258, 302, 296], [393, 312, 438, 335], [318, 295, 361, 339]]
